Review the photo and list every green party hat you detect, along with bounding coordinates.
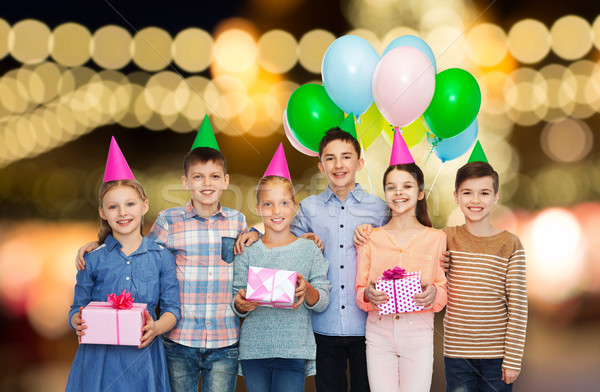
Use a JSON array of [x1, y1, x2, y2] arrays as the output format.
[[339, 114, 357, 139], [191, 114, 220, 150], [467, 140, 488, 163]]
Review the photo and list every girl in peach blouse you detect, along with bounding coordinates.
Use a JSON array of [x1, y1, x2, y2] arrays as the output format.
[[355, 162, 447, 392]]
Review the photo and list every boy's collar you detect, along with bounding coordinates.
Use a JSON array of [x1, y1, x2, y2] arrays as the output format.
[[184, 200, 227, 220], [323, 183, 364, 203]]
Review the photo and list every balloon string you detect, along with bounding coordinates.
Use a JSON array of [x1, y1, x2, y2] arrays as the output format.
[[426, 162, 443, 200], [421, 145, 434, 169], [358, 136, 374, 194]]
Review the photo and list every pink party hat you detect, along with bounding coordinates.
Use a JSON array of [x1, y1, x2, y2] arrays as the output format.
[[263, 143, 291, 180], [103, 136, 135, 182], [389, 127, 414, 165]]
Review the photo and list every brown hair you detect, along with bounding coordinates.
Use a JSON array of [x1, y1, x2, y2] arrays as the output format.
[[318, 127, 361, 159], [455, 161, 499, 194], [383, 163, 432, 227], [256, 175, 296, 204], [183, 147, 227, 177], [98, 179, 148, 243]]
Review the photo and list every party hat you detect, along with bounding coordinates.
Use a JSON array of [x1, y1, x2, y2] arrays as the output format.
[[389, 127, 414, 165], [467, 140, 488, 163], [263, 143, 291, 180], [191, 114, 220, 150], [339, 114, 357, 139], [103, 136, 135, 182]]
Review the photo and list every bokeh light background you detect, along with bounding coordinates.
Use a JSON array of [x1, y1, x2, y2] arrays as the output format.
[[1, 1, 600, 391]]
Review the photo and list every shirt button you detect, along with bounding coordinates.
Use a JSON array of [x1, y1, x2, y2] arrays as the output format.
[[340, 224, 344, 228], [341, 206, 345, 210], [395, 315, 400, 320], [341, 305, 345, 309], [340, 265, 344, 269], [340, 244, 344, 248], [341, 285, 345, 289], [126, 277, 130, 281]]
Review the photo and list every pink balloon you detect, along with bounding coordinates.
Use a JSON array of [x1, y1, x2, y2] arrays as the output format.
[[283, 110, 319, 157], [372, 46, 436, 127]]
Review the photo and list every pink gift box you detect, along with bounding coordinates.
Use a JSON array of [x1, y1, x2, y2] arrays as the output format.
[[376, 271, 424, 315], [80, 301, 147, 346], [246, 266, 297, 308]]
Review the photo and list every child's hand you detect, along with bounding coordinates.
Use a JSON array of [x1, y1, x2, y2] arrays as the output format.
[[300, 233, 323, 251], [71, 307, 87, 340], [234, 289, 259, 313], [234, 231, 260, 255], [440, 250, 451, 273], [502, 367, 520, 384], [414, 283, 437, 308], [75, 241, 100, 271], [294, 273, 307, 309], [365, 281, 389, 309], [139, 310, 160, 349], [353, 224, 373, 247]]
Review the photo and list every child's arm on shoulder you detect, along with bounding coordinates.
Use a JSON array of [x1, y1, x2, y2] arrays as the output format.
[[353, 224, 374, 247], [297, 244, 330, 311], [75, 241, 100, 271]]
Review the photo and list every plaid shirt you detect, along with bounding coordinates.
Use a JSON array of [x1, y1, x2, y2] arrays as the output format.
[[149, 200, 247, 348]]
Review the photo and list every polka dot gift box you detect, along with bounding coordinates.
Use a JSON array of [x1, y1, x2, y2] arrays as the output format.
[[375, 267, 424, 315]]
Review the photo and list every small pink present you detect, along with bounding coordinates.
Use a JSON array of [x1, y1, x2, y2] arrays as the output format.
[[376, 267, 424, 315], [80, 290, 147, 346], [246, 266, 297, 308]]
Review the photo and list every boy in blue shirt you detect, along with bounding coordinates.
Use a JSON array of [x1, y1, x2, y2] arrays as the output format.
[[237, 127, 388, 391]]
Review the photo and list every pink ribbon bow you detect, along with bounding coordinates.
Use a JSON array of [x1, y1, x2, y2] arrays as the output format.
[[107, 289, 134, 310], [381, 267, 407, 280]]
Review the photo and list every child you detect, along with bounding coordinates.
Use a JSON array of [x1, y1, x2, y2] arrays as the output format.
[[442, 146, 527, 392], [66, 137, 181, 391], [235, 127, 388, 392], [354, 131, 447, 391], [75, 117, 248, 392], [232, 144, 330, 392]]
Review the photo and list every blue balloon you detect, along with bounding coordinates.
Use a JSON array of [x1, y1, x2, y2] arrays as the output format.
[[383, 35, 437, 73], [322, 35, 380, 116], [428, 118, 478, 163]]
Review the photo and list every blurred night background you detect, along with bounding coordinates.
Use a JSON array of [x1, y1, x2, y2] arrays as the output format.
[[1, 0, 600, 390]]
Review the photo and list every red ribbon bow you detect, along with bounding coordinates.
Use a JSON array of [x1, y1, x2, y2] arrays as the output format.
[[107, 289, 134, 310], [381, 266, 407, 280]]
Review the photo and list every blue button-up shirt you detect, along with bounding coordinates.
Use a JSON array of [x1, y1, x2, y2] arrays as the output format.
[[290, 184, 388, 336]]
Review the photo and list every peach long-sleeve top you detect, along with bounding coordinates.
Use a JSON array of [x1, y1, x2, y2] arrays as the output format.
[[356, 227, 447, 313]]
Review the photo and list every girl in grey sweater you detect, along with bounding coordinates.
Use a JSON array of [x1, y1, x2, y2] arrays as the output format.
[[232, 174, 331, 392]]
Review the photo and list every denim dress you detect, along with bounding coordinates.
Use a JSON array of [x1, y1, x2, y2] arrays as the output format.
[[65, 235, 181, 392]]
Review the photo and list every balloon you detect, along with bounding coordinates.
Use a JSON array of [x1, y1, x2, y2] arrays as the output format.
[[322, 35, 380, 116], [283, 110, 319, 157], [382, 35, 437, 73], [423, 68, 481, 139], [382, 116, 428, 148], [427, 118, 479, 163], [356, 103, 388, 149], [372, 46, 436, 127], [286, 83, 345, 153]]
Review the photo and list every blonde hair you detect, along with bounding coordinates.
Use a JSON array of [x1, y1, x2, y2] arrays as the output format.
[[98, 179, 148, 243], [256, 175, 295, 204]]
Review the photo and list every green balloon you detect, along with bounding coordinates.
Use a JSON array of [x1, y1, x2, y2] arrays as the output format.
[[423, 68, 481, 139], [287, 84, 345, 153]]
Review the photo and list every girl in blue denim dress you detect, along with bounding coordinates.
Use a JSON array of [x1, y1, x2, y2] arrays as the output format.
[[65, 179, 181, 391]]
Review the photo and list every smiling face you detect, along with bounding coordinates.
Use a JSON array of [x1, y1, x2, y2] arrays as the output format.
[[99, 185, 148, 241], [384, 168, 424, 217], [182, 160, 229, 215], [454, 176, 499, 224], [318, 139, 364, 194], [256, 181, 297, 235]]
